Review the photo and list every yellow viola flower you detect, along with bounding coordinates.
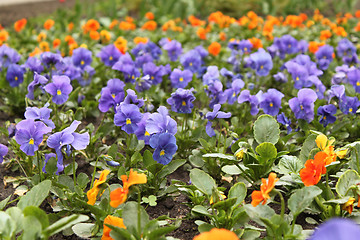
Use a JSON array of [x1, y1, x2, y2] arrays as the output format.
[[342, 197, 356, 214]]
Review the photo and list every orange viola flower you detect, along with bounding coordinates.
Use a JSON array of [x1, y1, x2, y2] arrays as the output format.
[[53, 38, 61, 48], [145, 12, 154, 20], [196, 27, 208, 40], [342, 197, 356, 214], [133, 37, 148, 45], [300, 152, 327, 186], [39, 41, 50, 52], [14, 18, 27, 32], [193, 228, 239, 240], [119, 21, 136, 31], [68, 22, 74, 32], [89, 31, 100, 41], [141, 21, 157, 31], [37, 32, 47, 42], [320, 30, 332, 41], [308, 41, 325, 54], [29, 47, 42, 57], [333, 26, 347, 37], [84, 19, 100, 32], [100, 30, 111, 43], [87, 169, 110, 205], [251, 172, 279, 207], [109, 19, 118, 30], [114, 36, 127, 54], [188, 15, 205, 26], [110, 169, 147, 208], [248, 37, 262, 49], [65, 35, 76, 45], [44, 19, 55, 30], [69, 42, 78, 56], [219, 32, 226, 41], [356, 10, 360, 18], [208, 42, 221, 56], [315, 134, 347, 165], [0, 30, 9, 44], [102, 215, 126, 240]]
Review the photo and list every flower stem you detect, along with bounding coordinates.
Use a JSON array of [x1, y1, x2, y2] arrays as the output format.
[[72, 154, 76, 187], [90, 156, 99, 189]]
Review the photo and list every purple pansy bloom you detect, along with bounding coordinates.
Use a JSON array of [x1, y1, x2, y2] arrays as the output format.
[[273, 72, 287, 83], [315, 45, 334, 70], [25, 104, 55, 129], [0, 45, 21, 68], [72, 47, 92, 69], [238, 90, 263, 115], [337, 38, 356, 61], [146, 106, 177, 135], [98, 78, 125, 113], [309, 218, 360, 240], [317, 104, 337, 127], [149, 133, 177, 165], [123, 89, 144, 108], [6, 64, 26, 87], [0, 144, 8, 163], [347, 68, 360, 93], [277, 113, 292, 134], [15, 119, 52, 156], [249, 48, 273, 76], [45, 75, 73, 105], [97, 44, 121, 67], [203, 66, 220, 86], [205, 104, 231, 137], [339, 96, 360, 115], [222, 79, 244, 104], [163, 40, 182, 61], [328, 84, 346, 102], [25, 56, 44, 73], [143, 62, 166, 85], [40, 52, 63, 68], [273, 35, 299, 58], [259, 89, 284, 116], [134, 112, 151, 144], [284, 61, 311, 89], [289, 88, 318, 123], [114, 103, 143, 134], [180, 49, 202, 73], [170, 68, 193, 89], [167, 88, 196, 113]]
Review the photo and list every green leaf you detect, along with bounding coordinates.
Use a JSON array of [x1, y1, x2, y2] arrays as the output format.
[[22, 216, 42, 240], [122, 201, 150, 235], [277, 155, 302, 174], [189, 169, 217, 196], [202, 153, 235, 161], [336, 170, 360, 196], [213, 197, 237, 210], [17, 180, 51, 210], [72, 223, 95, 238], [189, 149, 205, 168], [324, 196, 353, 205], [199, 138, 210, 149], [222, 165, 241, 175], [0, 195, 12, 210], [253, 115, 280, 144], [192, 205, 211, 217], [158, 159, 186, 179], [77, 173, 90, 189], [299, 134, 317, 163], [198, 223, 214, 233], [143, 150, 156, 168], [23, 206, 49, 229], [45, 157, 58, 175], [288, 186, 322, 216], [243, 204, 275, 227], [0, 212, 17, 239], [43, 214, 89, 237], [147, 225, 178, 239], [228, 182, 247, 206], [131, 151, 142, 164], [108, 225, 135, 240], [255, 142, 277, 164], [6, 207, 23, 234]]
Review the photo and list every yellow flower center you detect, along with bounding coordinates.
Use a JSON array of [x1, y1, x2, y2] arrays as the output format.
[[296, 77, 299, 81], [189, 62, 193, 66], [144, 131, 150, 136], [349, 108, 353, 112], [29, 138, 34, 145], [132, 75, 135, 79], [111, 94, 115, 99], [151, 76, 154, 80], [357, 82, 360, 86], [81, 60, 85, 65], [269, 103, 273, 107], [57, 90, 62, 95], [232, 92, 236, 97], [182, 101, 186, 106], [244, 47, 247, 51], [323, 116, 326, 120], [160, 150, 165, 156], [109, 56, 113, 61], [15, 76, 18, 81], [260, 65, 264, 69], [300, 105, 304, 110], [179, 77, 184, 82], [126, 118, 131, 125]]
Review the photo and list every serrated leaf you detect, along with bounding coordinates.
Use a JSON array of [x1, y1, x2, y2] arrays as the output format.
[[288, 186, 322, 216], [253, 115, 280, 144]]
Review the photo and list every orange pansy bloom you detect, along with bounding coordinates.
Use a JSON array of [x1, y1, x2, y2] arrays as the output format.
[[300, 152, 327, 186], [251, 172, 279, 207], [188, 15, 205, 26], [133, 37, 148, 45], [102, 215, 126, 240], [14, 18, 27, 32], [110, 169, 147, 208], [53, 38, 61, 48], [39, 41, 50, 52], [208, 42, 221, 56], [68, 22, 74, 32], [87, 169, 110, 205], [196, 27, 208, 40], [100, 30, 111, 43], [44, 19, 55, 30], [89, 31, 100, 41], [141, 21, 157, 31], [333, 26, 347, 37], [248, 37, 262, 49], [114, 36, 127, 54], [37, 32, 47, 42], [320, 30, 332, 41], [193, 228, 239, 240], [84, 19, 100, 33], [109, 20, 118, 30], [308, 41, 325, 54], [29, 47, 42, 57], [145, 12, 154, 20], [119, 21, 136, 31]]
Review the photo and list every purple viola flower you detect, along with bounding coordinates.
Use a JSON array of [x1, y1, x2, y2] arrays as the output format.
[[72, 47, 92, 69], [328, 84, 345, 102], [98, 78, 125, 113], [309, 218, 360, 240], [298, 40, 308, 53], [42, 153, 63, 174], [317, 104, 337, 127], [134, 112, 151, 144], [45, 75, 73, 105], [337, 38, 356, 59], [114, 103, 143, 134], [273, 72, 287, 83], [56, 57, 82, 81], [238, 90, 263, 115], [163, 40, 182, 61], [170, 68, 193, 88], [143, 62, 166, 85], [40, 52, 63, 68], [97, 44, 121, 67], [0, 143, 8, 163], [180, 49, 202, 73], [222, 79, 244, 104], [167, 88, 196, 113], [203, 66, 220, 86], [132, 41, 162, 60], [273, 35, 299, 58], [194, 45, 209, 59], [284, 61, 311, 89], [315, 45, 334, 70], [293, 54, 323, 77], [205, 104, 231, 137], [339, 96, 360, 115], [25, 104, 55, 129], [15, 119, 52, 156], [259, 89, 284, 116], [149, 133, 177, 165], [112, 53, 134, 73], [208, 81, 225, 109], [331, 71, 347, 85], [277, 113, 292, 134], [47, 120, 90, 171], [249, 48, 273, 76], [0, 45, 21, 67], [123, 89, 144, 108], [146, 106, 177, 135], [347, 68, 360, 93], [228, 39, 253, 53], [289, 88, 318, 123], [6, 64, 26, 87], [76, 65, 95, 86], [25, 56, 44, 73], [309, 76, 326, 99], [135, 75, 152, 92]]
